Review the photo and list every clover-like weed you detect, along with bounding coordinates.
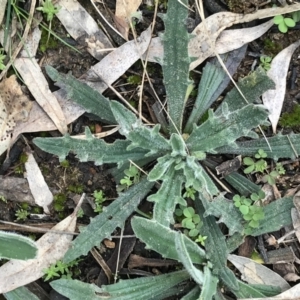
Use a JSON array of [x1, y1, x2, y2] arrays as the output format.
[[233, 191, 265, 235], [243, 149, 267, 174], [93, 190, 107, 213], [118, 165, 140, 192], [259, 55, 272, 71], [273, 14, 296, 33]]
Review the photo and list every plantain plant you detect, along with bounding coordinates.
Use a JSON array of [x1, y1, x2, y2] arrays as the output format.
[[33, 0, 300, 298]]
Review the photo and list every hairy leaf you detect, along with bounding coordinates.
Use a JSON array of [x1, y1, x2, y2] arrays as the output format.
[[216, 132, 300, 160], [149, 167, 186, 226], [131, 217, 206, 264], [34, 128, 149, 166], [187, 104, 268, 153], [203, 195, 244, 235], [162, 0, 191, 132], [251, 196, 294, 236], [200, 267, 219, 300], [175, 233, 204, 285], [196, 196, 239, 292], [4, 286, 40, 300], [45, 66, 116, 124], [63, 178, 154, 263], [215, 66, 275, 115], [0, 231, 37, 260]]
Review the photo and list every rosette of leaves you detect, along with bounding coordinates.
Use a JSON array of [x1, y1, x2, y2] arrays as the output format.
[[34, 0, 300, 298]]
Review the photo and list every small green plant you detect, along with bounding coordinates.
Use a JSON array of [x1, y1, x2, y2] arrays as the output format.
[[243, 149, 285, 185], [43, 259, 80, 281], [0, 49, 6, 70], [273, 14, 296, 33], [53, 193, 67, 212], [243, 149, 267, 173], [93, 190, 107, 213], [233, 191, 265, 235], [68, 184, 84, 194], [15, 208, 29, 221], [60, 159, 70, 168], [77, 208, 84, 218], [279, 103, 300, 129], [259, 55, 272, 71], [0, 195, 7, 203], [127, 75, 141, 85], [118, 165, 140, 191], [195, 235, 207, 246], [183, 186, 196, 200], [292, 10, 300, 23], [175, 206, 202, 237]]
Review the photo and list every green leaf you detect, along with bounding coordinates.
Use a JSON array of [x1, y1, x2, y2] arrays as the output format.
[[0, 231, 37, 260], [45, 66, 116, 124], [63, 178, 154, 263], [243, 157, 254, 165], [184, 62, 226, 133], [187, 104, 268, 153], [162, 0, 191, 132], [169, 133, 187, 157], [273, 15, 284, 24], [131, 217, 206, 264], [196, 196, 239, 291], [251, 196, 294, 236], [4, 286, 40, 300], [203, 195, 243, 235], [34, 128, 149, 166], [284, 17, 296, 27], [199, 266, 219, 300], [175, 233, 204, 285], [244, 165, 255, 174], [215, 132, 300, 161], [278, 22, 288, 33], [239, 205, 249, 215], [183, 207, 194, 218]]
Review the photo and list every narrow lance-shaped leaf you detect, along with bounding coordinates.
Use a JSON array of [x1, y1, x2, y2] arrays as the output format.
[[149, 167, 186, 226], [0, 231, 38, 260], [187, 104, 268, 153], [131, 217, 206, 264], [34, 127, 149, 166], [195, 195, 239, 292], [45, 66, 116, 124], [199, 266, 219, 300], [162, 0, 192, 133], [111, 101, 171, 155], [215, 132, 300, 161], [63, 178, 154, 263]]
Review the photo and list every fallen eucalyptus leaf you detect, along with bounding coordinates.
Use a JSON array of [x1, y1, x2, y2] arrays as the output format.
[[24, 151, 53, 214], [0, 196, 84, 293], [262, 40, 300, 133], [228, 254, 290, 292]]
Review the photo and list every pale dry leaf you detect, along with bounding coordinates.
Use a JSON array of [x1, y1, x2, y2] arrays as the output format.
[[14, 58, 68, 135], [24, 151, 53, 214], [262, 40, 300, 133], [0, 196, 84, 294], [56, 0, 112, 60], [284, 273, 300, 282], [291, 208, 300, 243], [12, 27, 152, 139], [228, 254, 290, 291], [115, 0, 142, 40], [0, 0, 7, 25], [0, 75, 32, 156]]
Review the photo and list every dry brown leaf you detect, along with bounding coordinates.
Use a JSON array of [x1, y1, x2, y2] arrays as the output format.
[[262, 40, 300, 133], [0, 196, 84, 294], [12, 27, 152, 140], [228, 254, 290, 291], [115, 0, 142, 40], [24, 151, 53, 214], [14, 58, 68, 135], [0, 75, 32, 156], [56, 0, 113, 60], [0, 0, 7, 25]]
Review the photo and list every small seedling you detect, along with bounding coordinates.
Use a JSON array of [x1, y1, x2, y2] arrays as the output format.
[[127, 75, 141, 85], [93, 190, 107, 213], [243, 149, 267, 174], [260, 55, 272, 71], [77, 208, 84, 218], [233, 192, 265, 235], [273, 14, 296, 33], [262, 162, 285, 185], [60, 159, 70, 168], [43, 259, 80, 281], [0, 195, 7, 203], [118, 165, 140, 191], [15, 208, 29, 221], [0, 49, 6, 70], [53, 193, 67, 212], [183, 186, 196, 200], [36, 0, 61, 45], [175, 206, 202, 237], [195, 235, 207, 246]]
